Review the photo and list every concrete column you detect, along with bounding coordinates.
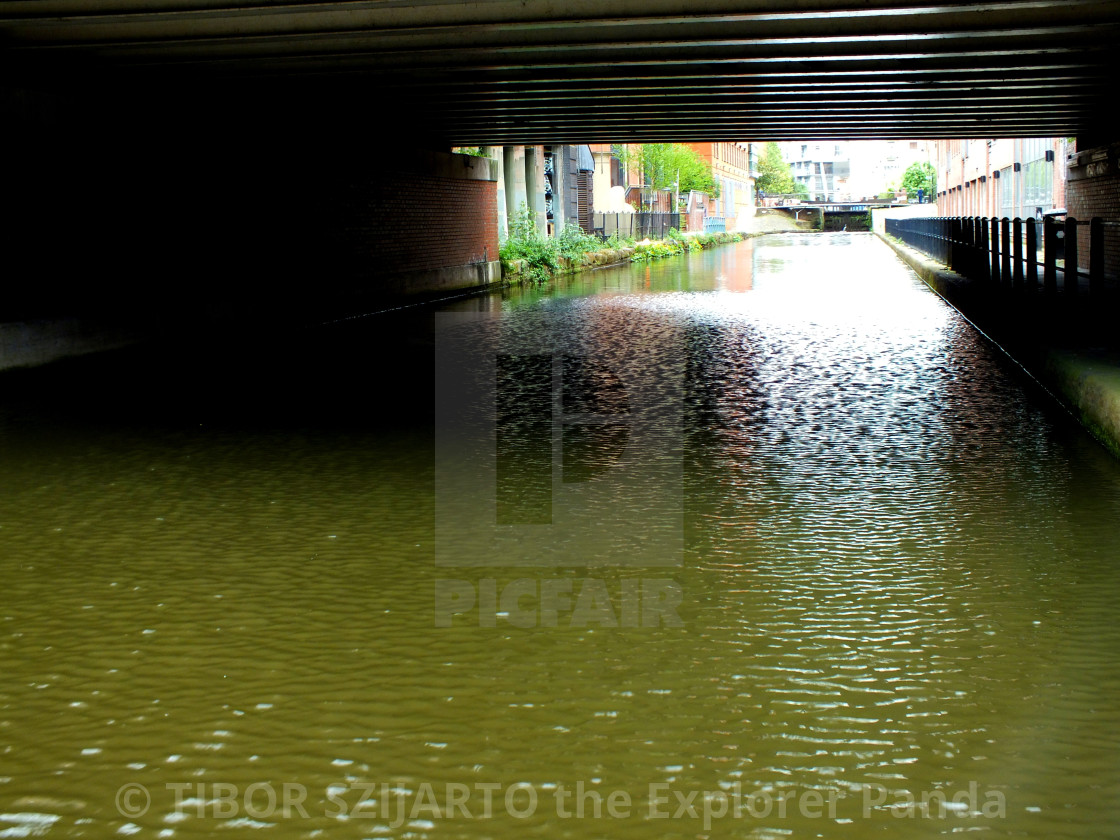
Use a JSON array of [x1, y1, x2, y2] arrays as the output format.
[[524, 145, 547, 232], [485, 146, 507, 241], [506, 144, 526, 230]]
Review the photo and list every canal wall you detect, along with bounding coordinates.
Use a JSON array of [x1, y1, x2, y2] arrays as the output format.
[[877, 232, 1120, 458]]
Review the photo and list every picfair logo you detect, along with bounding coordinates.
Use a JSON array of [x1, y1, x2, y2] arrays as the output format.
[[435, 311, 683, 568]]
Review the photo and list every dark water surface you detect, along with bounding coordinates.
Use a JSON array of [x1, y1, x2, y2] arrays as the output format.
[[2, 233, 1119, 838]]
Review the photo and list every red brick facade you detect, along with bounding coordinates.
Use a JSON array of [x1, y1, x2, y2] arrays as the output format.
[[351, 173, 499, 275], [1065, 144, 1120, 276]]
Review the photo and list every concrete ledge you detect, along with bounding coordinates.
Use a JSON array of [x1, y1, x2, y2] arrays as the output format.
[[376, 259, 502, 297], [403, 149, 497, 182], [878, 232, 1120, 459], [0, 319, 140, 372]]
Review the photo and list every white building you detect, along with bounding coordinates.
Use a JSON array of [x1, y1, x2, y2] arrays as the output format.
[[781, 140, 933, 201], [781, 142, 850, 201]]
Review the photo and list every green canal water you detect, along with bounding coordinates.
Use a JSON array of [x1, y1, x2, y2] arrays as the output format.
[[2, 233, 1119, 838]]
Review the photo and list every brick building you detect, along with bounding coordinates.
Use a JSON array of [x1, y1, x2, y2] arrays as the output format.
[[935, 138, 1069, 220], [588, 143, 756, 229], [686, 142, 757, 230]]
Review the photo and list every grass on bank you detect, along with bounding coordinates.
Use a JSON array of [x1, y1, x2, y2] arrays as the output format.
[[499, 205, 744, 285]]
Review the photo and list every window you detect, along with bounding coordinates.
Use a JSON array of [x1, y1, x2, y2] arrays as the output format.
[[999, 166, 1014, 218], [1020, 159, 1053, 219]]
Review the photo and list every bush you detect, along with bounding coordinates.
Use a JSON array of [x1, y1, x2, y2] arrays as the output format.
[[606, 231, 635, 250], [556, 223, 601, 261], [631, 230, 742, 261], [500, 205, 559, 285]]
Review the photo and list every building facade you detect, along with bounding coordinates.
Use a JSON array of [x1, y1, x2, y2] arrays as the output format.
[[686, 142, 757, 229], [935, 138, 1069, 220], [781, 140, 932, 202], [588, 143, 756, 229], [783, 142, 851, 201]]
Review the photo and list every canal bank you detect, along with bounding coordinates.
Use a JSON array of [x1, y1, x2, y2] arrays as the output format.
[[877, 232, 1120, 459], [501, 229, 746, 284]]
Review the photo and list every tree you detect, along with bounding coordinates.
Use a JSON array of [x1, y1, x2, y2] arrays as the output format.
[[755, 142, 799, 196], [616, 143, 718, 200], [900, 161, 936, 199]]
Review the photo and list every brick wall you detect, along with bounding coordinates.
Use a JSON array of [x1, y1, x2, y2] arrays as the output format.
[[1065, 143, 1120, 276], [329, 171, 498, 276]]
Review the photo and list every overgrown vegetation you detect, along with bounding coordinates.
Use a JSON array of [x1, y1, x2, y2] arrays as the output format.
[[556, 223, 602, 261], [631, 229, 744, 262], [500, 207, 619, 284], [499, 205, 561, 285], [501, 206, 745, 283], [605, 231, 636, 250]]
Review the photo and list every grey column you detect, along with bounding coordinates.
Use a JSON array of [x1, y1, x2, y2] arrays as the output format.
[[524, 145, 547, 232]]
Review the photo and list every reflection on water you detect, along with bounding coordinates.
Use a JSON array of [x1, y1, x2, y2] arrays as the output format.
[[2, 233, 1119, 838]]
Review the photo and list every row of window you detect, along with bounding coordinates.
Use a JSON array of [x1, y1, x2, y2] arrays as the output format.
[[713, 142, 752, 174], [939, 160, 1055, 220]]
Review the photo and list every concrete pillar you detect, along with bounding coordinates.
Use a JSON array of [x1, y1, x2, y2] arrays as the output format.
[[524, 145, 547, 232], [485, 146, 507, 241], [503, 146, 522, 231]]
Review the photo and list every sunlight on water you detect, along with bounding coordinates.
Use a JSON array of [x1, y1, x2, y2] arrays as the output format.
[[1, 233, 1119, 838]]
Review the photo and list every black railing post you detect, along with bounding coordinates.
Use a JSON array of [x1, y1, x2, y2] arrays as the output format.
[[961, 217, 971, 277], [1000, 218, 1012, 286], [949, 218, 960, 271], [1043, 215, 1057, 293], [1090, 217, 1104, 297], [990, 217, 1000, 284], [1026, 217, 1038, 289], [1064, 216, 1079, 297], [1013, 218, 1024, 289], [975, 218, 986, 281], [980, 218, 991, 282]]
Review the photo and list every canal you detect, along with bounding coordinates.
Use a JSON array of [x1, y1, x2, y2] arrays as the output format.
[[2, 232, 1119, 838]]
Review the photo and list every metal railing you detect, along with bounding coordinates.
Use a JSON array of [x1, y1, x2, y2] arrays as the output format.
[[592, 212, 681, 241], [884, 215, 1115, 298], [703, 216, 727, 233]]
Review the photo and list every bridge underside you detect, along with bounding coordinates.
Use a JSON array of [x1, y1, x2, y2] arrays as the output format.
[[2, 0, 1119, 145]]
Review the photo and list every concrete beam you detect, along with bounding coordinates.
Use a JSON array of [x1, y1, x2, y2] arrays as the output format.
[[2, 0, 1118, 144]]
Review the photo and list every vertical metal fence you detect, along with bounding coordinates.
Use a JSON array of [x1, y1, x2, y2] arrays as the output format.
[[592, 212, 681, 241], [884, 215, 1116, 299]]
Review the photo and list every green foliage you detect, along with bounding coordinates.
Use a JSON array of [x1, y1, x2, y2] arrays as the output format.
[[500, 205, 559, 285], [452, 147, 487, 157], [500, 211, 611, 285], [500, 206, 743, 282], [755, 142, 799, 196], [605, 231, 635, 250], [631, 230, 743, 262], [556, 223, 601, 261], [616, 144, 719, 200], [900, 161, 936, 198]]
